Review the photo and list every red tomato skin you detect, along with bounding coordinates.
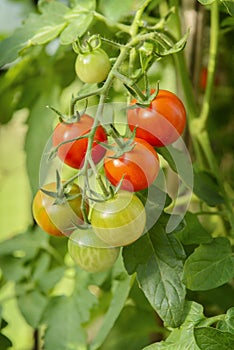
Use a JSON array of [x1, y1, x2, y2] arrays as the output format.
[[127, 90, 186, 147], [52, 114, 107, 169], [104, 138, 160, 192]]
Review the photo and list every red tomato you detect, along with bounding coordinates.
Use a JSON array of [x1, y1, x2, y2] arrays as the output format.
[[104, 137, 160, 192], [127, 89, 186, 147], [52, 114, 107, 169], [32, 182, 87, 237]]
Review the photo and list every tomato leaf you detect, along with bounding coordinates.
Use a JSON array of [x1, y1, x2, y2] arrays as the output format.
[[0, 2, 69, 66], [175, 212, 212, 245], [60, 14, 93, 45], [193, 170, 224, 206], [0, 227, 48, 259], [17, 289, 48, 328], [194, 327, 234, 349], [123, 217, 186, 328], [143, 301, 204, 349], [156, 144, 193, 189], [99, 0, 139, 22], [25, 90, 60, 195], [217, 307, 234, 334], [220, 0, 234, 16], [42, 295, 87, 350], [183, 237, 234, 291], [90, 270, 132, 350]]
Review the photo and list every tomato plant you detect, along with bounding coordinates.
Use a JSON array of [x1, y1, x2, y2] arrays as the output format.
[[1, 0, 234, 349], [32, 182, 86, 237], [52, 114, 107, 169], [127, 89, 186, 147], [90, 190, 146, 247], [104, 137, 160, 192], [75, 48, 111, 84], [67, 229, 120, 272]]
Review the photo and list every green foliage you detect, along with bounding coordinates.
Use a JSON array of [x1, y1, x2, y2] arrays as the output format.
[[0, 0, 233, 349], [123, 215, 186, 328], [194, 327, 234, 349], [183, 237, 234, 291], [193, 170, 224, 206]]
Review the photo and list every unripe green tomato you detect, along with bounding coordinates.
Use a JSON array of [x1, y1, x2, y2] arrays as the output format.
[[90, 191, 146, 247], [75, 48, 111, 84], [67, 229, 120, 273]]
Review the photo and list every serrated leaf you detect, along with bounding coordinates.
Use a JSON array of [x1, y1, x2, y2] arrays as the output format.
[[123, 219, 186, 328], [17, 289, 48, 328], [194, 327, 234, 349], [90, 272, 132, 350], [42, 295, 87, 350], [143, 301, 204, 350], [183, 237, 234, 291], [217, 307, 234, 334], [176, 212, 212, 245], [193, 170, 224, 206]]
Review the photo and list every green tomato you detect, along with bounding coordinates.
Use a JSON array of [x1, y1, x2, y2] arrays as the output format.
[[90, 191, 146, 247], [75, 48, 111, 84], [67, 229, 120, 273]]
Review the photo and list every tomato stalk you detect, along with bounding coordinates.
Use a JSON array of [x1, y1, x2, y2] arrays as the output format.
[[173, 0, 234, 233]]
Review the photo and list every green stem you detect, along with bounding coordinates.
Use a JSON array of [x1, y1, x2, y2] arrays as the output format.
[[93, 11, 131, 34], [70, 88, 103, 116], [128, 0, 152, 76], [199, 0, 219, 127], [198, 314, 225, 327]]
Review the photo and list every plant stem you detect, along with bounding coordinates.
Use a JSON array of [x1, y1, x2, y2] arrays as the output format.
[[199, 0, 219, 128], [198, 314, 225, 327], [93, 11, 131, 34]]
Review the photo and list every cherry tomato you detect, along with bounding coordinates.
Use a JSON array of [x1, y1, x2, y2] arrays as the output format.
[[104, 137, 160, 192], [127, 89, 186, 147], [52, 114, 107, 169], [90, 191, 146, 247], [32, 182, 87, 237], [67, 229, 120, 272], [75, 48, 111, 84]]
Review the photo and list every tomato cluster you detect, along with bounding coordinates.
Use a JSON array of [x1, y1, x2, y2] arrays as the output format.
[[32, 84, 186, 273]]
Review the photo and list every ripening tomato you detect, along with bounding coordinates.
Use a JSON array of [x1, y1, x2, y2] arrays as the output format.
[[90, 190, 146, 247], [127, 89, 186, 147], [104, 137, 160, 192], [67, 229, 120, 272], [75, 48, 111, 84], [52, 114, 107, 169], [32, 182, 87, 237]]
